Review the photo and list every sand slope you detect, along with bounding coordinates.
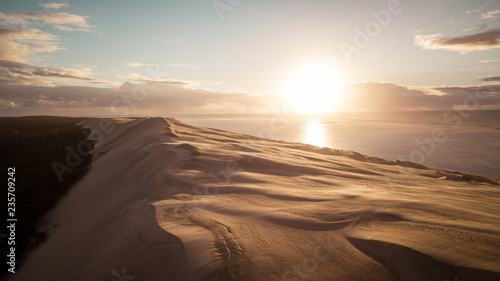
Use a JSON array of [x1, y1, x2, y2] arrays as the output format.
[[10, 117, 500, 281]]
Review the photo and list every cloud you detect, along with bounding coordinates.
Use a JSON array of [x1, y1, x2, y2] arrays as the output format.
[[0, 84, 117, 114], [466, 9, 480, 14], [10, 12, 90, 27], [343, 82, 500, 111], [463, 23, 488, 32], [39, 3, 69, 10], [0, 26, 106, 86], [344, 82, 443, 111], [2, 80, 499, 116], [0, 27, 59, 41], [126, 62, 203, 70], [0, 60, 101, 86], [0, 59, 32, 68], [127, 78, 191, 86], [0, 33, 101, 87], [32, 67, 96, 81], [0, 11, 95, 32], [0, 8, 103, 86], [480, 60, 500, 63], [0, 13, 27, 26], [432, 84, 500, 110], [52, 24, 93, 32], [0, 81, 278, 116], [0, 28, 62, 63], [480, 10, 500, 20], [170, 63, 203, 70], [415, 29, 500, 53], [125, 62, 155, 67], [481, 76, 500, 82]]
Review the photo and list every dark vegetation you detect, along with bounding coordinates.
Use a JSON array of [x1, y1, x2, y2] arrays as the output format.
[[0, 116, 93, 278]]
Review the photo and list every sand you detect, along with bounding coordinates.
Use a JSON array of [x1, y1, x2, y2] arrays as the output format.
[[9, 117, 500, 281]]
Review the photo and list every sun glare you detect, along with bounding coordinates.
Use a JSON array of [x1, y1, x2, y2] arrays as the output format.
[[304, 119, 328, 147], [283, 63, 344, 114]]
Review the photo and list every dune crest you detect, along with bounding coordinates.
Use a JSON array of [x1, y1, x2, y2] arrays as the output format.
[[12, 117, 500, 281]]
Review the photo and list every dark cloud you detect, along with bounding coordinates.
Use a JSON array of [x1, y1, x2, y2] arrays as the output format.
[[415, 28, 500, 53], [0, 58, 101, 85], [0, 82, 279, 116], [481, 76, 500, 82], [344, 82, 500, 111], [433, 84, 500, 110], [344, 82, 444, 111], [434, 84, 500, 96], [32, 67, 96, 81], [0, 59, 32, 69], [2, 81, 499, 116]]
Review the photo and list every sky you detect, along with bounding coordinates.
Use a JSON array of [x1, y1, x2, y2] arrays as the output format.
[[0, 0, 499, 116]]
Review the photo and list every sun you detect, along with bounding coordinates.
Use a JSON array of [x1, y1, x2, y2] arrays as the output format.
[[283, 63, 344, 114]]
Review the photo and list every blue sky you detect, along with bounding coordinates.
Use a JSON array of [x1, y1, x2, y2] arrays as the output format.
[[0, 0, 499, 115]]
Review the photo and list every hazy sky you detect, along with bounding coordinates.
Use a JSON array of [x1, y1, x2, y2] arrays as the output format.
[[0, 0, 499, 115]]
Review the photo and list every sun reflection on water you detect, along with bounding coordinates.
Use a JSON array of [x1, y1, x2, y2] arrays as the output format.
[[303, 119, 328, 147]]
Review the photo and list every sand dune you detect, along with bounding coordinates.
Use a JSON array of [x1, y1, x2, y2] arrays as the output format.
[[11, 117, 500, 281]]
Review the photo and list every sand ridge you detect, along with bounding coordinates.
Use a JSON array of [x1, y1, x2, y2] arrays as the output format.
[[10, 117, 500, 281]]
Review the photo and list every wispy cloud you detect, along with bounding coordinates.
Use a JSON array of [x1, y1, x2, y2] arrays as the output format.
[[52, 24, 93, 32], [170, 63, 203, 70], [33, 67, 96, 81], [480, 59, 500, 63], [125, 62, 155, 67], [39, 3, 69, 10], [0, 11, 95, 32], [480, 10, 500, 20], [0, 27, 59, 41], [466, 9, 480, 15], [0, 58, 102, 86], [463, 23, 488, 32], [128, 78, 191, 86], [126, 62, 203, 70], [124, 71, 191, 86], [14, 12, 89, 27], [414, 29, 500, 53]]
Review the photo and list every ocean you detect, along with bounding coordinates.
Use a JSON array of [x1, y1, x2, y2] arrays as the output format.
[[173, 111, 500, 179]]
